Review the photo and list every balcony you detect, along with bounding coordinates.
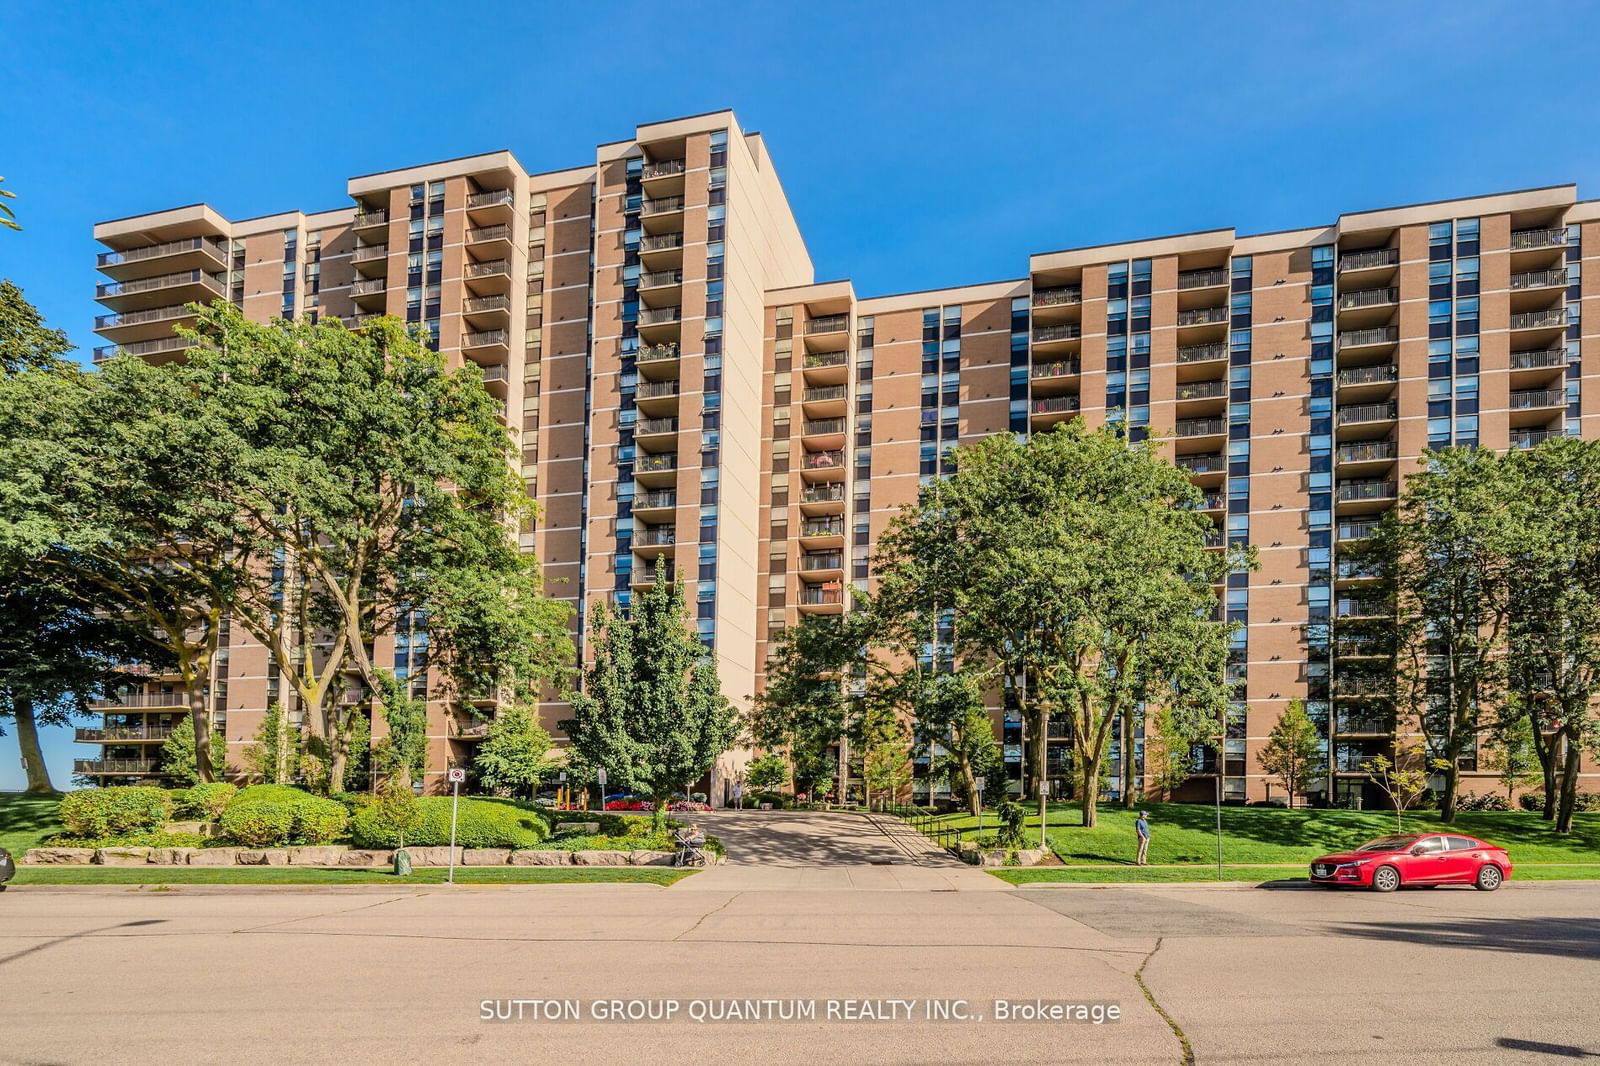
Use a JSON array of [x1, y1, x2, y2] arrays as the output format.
[[1338, 247, 1399, 273], [1196, 490, 1224, 511], [1339, 326, 1399, 350], [638, 269, 683, 290], [800, 552, 844, 574], [1032, 324, 1082, 345], [1175, 380, 1226, 402], [1510, 387, 1566, 410], [1176, 453, 1225, 475], [352, 209, 387, 232], [1032, 286, 1081, 307], [1510, 309, 1567, 331], [1336, 440, 1398, 465], [800, 450, 846, 482], [1338, 402, 1397, 428], [92, 334, 196, 365], [464, 294, 510, 319], [805, 313, 849, 336], [1337, 597, 1387, 619], [352, 242, 388, 264], [466, 188, 514, 216], [640, 195, 685, 218], [1512, 427, 1562, 450], [464, 258, 511, 294], [97, 236, 227, 280], [631, 490, 677, 515], [1177, 268, 1227, 291], [96, 269, 225, 311], [801, 517, 845, 539], [1510, 227, 1566, 251], [798, 584, 845, 610], [639, 232, 684, 255], [641, 158, 686, 181], [479, 364, 509, 388], [350, 277, 388, 299], [1337, 287, 1398, 311], [1176, 306, 1227, 327], [94, 303, 197, 342], [1336, 479, 1397, 502], [76, 724, 176, 743], [801, 483, 846, 507], [1030, 359, 1080, 380], [634, 416, 678, 440], [75, 758, 159, 776], [1511, 268, 1568, 291], [1030, 395, 1081, 421], [1335, 714, 1392, 736], [1333, 675, 1392, 698], [635, 526, 677, 548], [1337, 364, 1398, 388], [803, 417, 847, 436], [466, 223, 512, 251], [1510, 347, 1566, 372], [638, 305, 682, 326], [1176, 416, 1226, 439], [636, 379, 679, 415], [635, 453, 678, 485], [462, 329, 509, 356], [802, 384, 847, 405], [1177, 342, 1227, 365]]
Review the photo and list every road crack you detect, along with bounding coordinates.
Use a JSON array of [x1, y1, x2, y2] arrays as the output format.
[[673, 892, 740, 941], [1135, 936, 1194, 1066]]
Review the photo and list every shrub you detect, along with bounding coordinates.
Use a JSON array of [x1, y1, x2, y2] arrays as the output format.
[[1518, 792, 1546, 813], [59, 786, 171, 838], [47, 831, 209, 849], [995, 800, 1028, 850], [1457, 792, 1512, 812], [173, 782, 238, 820], [219, 785, 349, 846], [348, 796, 548, 849]]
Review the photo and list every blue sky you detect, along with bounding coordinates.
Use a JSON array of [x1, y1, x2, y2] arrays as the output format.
[[5, 0, 1600, 790]]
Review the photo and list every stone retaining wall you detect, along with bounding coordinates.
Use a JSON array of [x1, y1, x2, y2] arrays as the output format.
[[22, 845, 722, 868]]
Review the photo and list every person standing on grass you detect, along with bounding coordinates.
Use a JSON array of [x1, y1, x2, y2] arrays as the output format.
[[1135, 810, 1151, 866]]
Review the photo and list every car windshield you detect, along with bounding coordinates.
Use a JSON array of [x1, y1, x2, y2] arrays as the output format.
[[1356, 836, 1419, 853]]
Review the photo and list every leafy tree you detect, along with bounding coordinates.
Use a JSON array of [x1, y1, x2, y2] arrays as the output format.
[[243, 703, 298, 785], [744, 753, 789, 794], [472, 705, 553, 797], [342, 710, 372, 793], [1259, 700, 1324, 809], [372, 670, 426, 788], [561, 557, 739, 826], [160, 714, 228, 787], [1361, 741, 1437, 834], [1367, 447, 1514, 822], [874, 421, 1247, 828], [860, 703, 911, 809], [374, 773, 423, 852], [751, 612, 865, 797], [914, 672, 1001, 816], [1142, 706, 1198, 803], [1482, 713, 1540, 806]]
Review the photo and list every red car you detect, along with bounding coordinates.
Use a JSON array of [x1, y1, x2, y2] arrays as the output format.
[[1309, 833, 1512, 892]]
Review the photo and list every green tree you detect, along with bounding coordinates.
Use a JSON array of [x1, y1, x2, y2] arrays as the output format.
[[1142, 706, 1198, 803], [860, 703, 911, 810], [243, 703, 298, 785], [744, 753, 788, 794], [472, 705, 553, 797], [1368, 447, 1515, 822], [1482, 713, 1541, 806], [561, 557, 739, 826], [751, 611, 865, 797], [342, 709, 372, 793], [874, 421, 1247, 828], [374, 773, 423, 853], [160, 714, 228, 787], [1259, 700, 1324, 809], [372, 670, 426, 788], [1361, 741, 1437, 834]]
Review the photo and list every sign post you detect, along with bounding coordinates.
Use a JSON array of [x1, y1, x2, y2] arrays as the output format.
[[558, 769, 568, 811], [1039, 779, 1050, 850], [446, 767, 466, 884], [973, 775, 986, 834], [596, 767, 608, 812]]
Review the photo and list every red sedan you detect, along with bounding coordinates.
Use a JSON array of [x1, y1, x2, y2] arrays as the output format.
[[1309, 833, 1512, 892]]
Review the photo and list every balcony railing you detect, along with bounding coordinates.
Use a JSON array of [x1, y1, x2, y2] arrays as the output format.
[[1197, 491, 1224, 510], [800, 587, 844, 606], [1338, 248, 1399, 272], [1510, 227, 1566, 250], [95, 304, 194, 330], [92, 335, 194, 363], [1510, 347, 1566, 371], [639, 232, 684, 252], [1176, 417, 1226, 437], [802, 518, 845, 537], [1033, 324, 1082, 343], [1512, 428, 1561, 450], [1337, 287, 1398, 310], [467, 189, 514, 209], [463, 329, 508, 348], [1510, 309, 1567, 330], [633, 490, 677, 509], [635, 527, 676, 547], [805, 314, 849, 335], [1336, 558, 1382, 580], [1177, 268, 1226, 290], [1339, 326, 1399, 348], [97, 269, 224, 300], [1333, 676, 1392, 697], [800, 553, 843, 572], [1336, 480, 1397, 501], [1175, 380, 1226, 401], [637, 453, 677, 473], [1337, 400, 1401, 425], [465, 259, 509, 279], [1337, 440, 1397, 464], [350, 278, 387, 298], [1177, 453, 1225, 474], [1337, 598, 1387, 618], [75, 758, 159, 775], [1177, 306, 1227, 326], [1030, 359, 1080, 379], [1511, 268, 1568, 290], [804, 350, 848, 369], [1177, 342, 1227, 364], [1339, 518, 1382, 540], [352, 210, 387, 229], [637, 379, 679, 400], [1032, 286, 1081, 307], [803, 418, 846, 435], [802, 450, 844, 471], [467, 224, 510, 244], [639, 269, 683, 288], [352, 242, 388, 263], [76, 725, 177, 743], [464, 295, 509, 314], [1031, 395, 1081, 415], [642, 159, 686, 180], [638, 306, 681, 326], [635, 417, 678, 436], [1510, 388, 1567, 410], [803, 385, 847, 402], [98, 236, 227, 269], [1336, 714, 1392, 735], [1337, 364, 1398, 387], [641, 196, 685, 216], [637, 342, 679, 364], [802, 484, 846, 503]]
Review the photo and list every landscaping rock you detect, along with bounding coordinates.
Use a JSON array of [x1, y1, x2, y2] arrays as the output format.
[[22, 847, 95, 865], [94, 847, 152, 866], [287, 846, 345, 866], [555, 822, 600, 835], [186, 848, 240, 866], [571, 850, 630, 866], [462, 848, 512, 866], [236, 849, 290, 866], [508, 849, 571, 866], [339, 849, 394, 867], [147, 848, 199, 865], [165, 821, 207, 835], [404, 846, 462, 867], [628, 850, 677, 866]]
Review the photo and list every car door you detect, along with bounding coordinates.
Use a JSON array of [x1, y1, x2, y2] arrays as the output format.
[[1441, 836, 1486, 883], [1401, 835, 1450, 883]]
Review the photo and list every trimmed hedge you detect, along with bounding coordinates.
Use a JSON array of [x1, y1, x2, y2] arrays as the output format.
[[220, 785, 348, 846], [58, 786, 171, 838], [349, 796, 548, 849], [173, 782, 238, 820]]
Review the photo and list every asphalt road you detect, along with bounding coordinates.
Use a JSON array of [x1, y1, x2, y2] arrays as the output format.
[[1, 813, 1595, 1065]]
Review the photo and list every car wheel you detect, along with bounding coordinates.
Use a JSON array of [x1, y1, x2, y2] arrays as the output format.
[[1371, 864, 1401, 892], [1475, 864, 1503, 892]]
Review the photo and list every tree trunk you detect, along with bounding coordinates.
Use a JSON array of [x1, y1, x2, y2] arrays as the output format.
[[1438, 762, 1459, 824], [1120, 705, 1135, 809], [1555, 734, 1581, 834], [11, 695, 56, 793], [1079, 753, 1099, 828], [957, 748, 979, 818], [187, 682, 215, 783], [328, 747, 348, 796], [1526, 702, 1557, 819]]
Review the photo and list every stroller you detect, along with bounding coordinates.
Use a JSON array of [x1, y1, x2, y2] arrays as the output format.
[[674, 826, 710, 868]]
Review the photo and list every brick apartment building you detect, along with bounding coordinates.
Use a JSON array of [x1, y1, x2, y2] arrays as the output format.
[[84, 109, 1600, 805]]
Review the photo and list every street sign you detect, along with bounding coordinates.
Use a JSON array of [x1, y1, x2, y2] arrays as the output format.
[[446, 767, 466, 784], [973, 775, 986, 790], [596, 768, 608, 787]]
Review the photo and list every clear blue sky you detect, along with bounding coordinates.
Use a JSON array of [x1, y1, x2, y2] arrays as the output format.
[[5, 0, 1600, 791]]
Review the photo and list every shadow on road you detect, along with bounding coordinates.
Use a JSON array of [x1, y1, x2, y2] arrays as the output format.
[[0, 918, 167, 968], [1332, 916, 1600, 961]]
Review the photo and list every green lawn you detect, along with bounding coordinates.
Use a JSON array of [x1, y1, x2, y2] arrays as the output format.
[[904, 801, 1600, 867], [0, 793, 63, 856], [990, 863, 1600, 885], [11, 866, 694, 886]]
